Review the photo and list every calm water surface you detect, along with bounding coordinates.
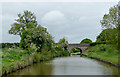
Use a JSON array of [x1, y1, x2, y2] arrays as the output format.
[[10, 55, 119, 75]]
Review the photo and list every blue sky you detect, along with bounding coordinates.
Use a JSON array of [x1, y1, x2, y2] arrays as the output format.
[[0, 1, 118, 43]]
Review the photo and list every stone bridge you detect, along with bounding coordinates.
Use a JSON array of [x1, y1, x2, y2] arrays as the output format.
[[67, 44, 90, 52]]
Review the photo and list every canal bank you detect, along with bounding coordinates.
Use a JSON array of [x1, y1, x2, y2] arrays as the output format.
[[1, 48, 70, 76], [6, 55, 119, 76], [81, 54, 120, 67]]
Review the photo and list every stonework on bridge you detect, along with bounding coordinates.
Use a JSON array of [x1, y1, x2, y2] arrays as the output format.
[[67, 44, 90, 52]]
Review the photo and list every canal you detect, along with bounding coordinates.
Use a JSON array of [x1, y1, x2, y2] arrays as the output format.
[[10, 55, 118, 76]]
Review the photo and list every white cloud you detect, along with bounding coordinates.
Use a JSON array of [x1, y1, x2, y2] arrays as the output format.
[[41, 10, 67, 25], [1, 2, 117, 43]]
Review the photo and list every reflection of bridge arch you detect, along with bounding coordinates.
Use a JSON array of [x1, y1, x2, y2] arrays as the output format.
[[68, 44, 90, 52]]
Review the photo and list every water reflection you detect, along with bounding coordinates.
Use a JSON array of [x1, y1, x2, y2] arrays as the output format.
[[11, 61, 54, 75], [10, 55, 118, 75]]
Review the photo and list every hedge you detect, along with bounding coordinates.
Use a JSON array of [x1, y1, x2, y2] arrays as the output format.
[[90, 41, 106, 46], [0, 43, 19, 48]]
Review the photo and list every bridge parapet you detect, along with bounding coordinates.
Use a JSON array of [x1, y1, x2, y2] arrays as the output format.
[[68, 44, 90, 52]]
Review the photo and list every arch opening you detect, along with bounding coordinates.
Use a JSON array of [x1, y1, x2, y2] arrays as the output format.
[[70, 47, 82, 54]]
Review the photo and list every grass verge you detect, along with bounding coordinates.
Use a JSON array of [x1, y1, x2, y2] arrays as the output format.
[[82, 44, 119, 64], [1, 48, 70, 75]]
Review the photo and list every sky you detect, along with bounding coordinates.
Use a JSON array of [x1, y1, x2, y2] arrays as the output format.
[[0, 0, 119, 43]]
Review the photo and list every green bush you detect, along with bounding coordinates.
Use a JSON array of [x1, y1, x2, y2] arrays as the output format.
[[88, 44, 118, 54], [80, 38, 92, 44], [90, 41, 106, 46], [20, 25, 53, 52], [0, 43, 19, 48]]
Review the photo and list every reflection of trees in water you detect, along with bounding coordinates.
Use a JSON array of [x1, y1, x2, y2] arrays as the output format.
[[29, 62, 54, 75], [38, 62, 54, 75], [11, 61, 54, 75]]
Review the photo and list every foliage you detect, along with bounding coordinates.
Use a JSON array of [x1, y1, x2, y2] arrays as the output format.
[[20, 25, 53, 52], [88, 44, 118, 54], [0, 43, 19, 48], [90, 41, 106, 46], [3, 10, 70, 76], [80, 38, 92, 44], [100, 5, 118, 29], [96, 28, 118, 46], [9, 10, 38, 37], [28, 43, 37, 54], [2, 46, 70, 75], [58, 37, 68, 50], [100, 4, 120, 50]]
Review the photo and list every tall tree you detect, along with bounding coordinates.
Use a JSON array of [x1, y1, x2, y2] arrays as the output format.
[[100, 5, 118, 29], [20, 25, 53, 52], [58, 37, 68, 50], [9, 10, 38, 37], [100, 3, 120, 48]]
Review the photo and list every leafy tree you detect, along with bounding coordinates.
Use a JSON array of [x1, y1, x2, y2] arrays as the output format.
[[80, 38, 92, 44], [20, 25, 53, 52], [100, 3, 120, 48], [100, 5, 118, 29], [9, 10, 38, 37], [58, 37, 68, 50], [44, 32, 54, 51]]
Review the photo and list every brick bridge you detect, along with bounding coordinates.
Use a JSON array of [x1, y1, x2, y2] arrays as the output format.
[[67, 44, 90, 52]]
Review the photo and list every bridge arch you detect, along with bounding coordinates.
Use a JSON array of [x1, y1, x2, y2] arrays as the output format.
[[68, 44, 90, 52]]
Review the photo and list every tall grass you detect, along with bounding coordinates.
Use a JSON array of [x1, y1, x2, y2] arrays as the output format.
[[1, 47, 70, 75], [82, 44, 119, 64]]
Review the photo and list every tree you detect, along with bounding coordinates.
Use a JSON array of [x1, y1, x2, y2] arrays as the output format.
[[80, 38, 92, 44], [100, 5, 118, 29], [9, 10, 38, 37], [58, 37, 68, 50], [100, 3, 120, 48]]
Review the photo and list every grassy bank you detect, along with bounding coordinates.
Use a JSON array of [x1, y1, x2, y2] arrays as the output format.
[[82, 44, 119, 64], [1, 48, 70, 75]]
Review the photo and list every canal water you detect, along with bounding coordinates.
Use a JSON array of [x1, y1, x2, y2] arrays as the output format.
[[10, 55, 118, 75]]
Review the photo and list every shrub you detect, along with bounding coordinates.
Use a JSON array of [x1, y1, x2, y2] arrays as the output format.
[[90, 41, 106, 46], [20, 25, 53, 52], [0, 43, 19, 48], [80, 38, 92, 44]]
